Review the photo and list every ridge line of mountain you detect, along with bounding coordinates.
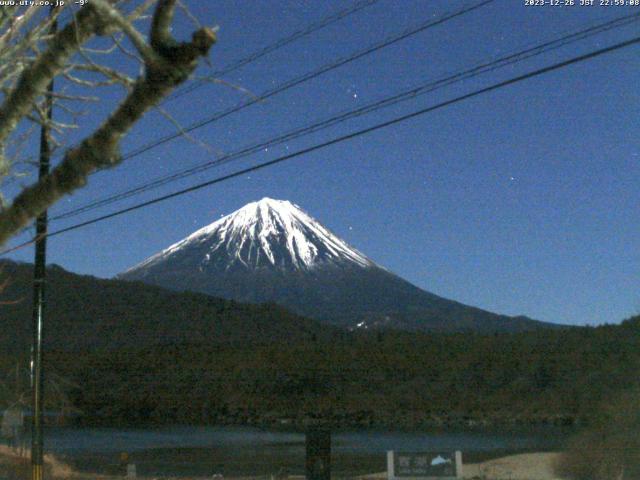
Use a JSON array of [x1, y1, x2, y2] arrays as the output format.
[[119, 198, 560, 333]]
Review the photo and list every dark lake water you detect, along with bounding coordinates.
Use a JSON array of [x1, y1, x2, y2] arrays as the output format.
[[41, 425, 570, 477]]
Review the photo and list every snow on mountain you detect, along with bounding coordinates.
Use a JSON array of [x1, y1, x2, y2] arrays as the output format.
[[125, 198, 374, 274], [120, 198, 555, 333]]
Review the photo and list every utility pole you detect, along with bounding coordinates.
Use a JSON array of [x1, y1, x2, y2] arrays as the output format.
[[31, 8, 57, 480]]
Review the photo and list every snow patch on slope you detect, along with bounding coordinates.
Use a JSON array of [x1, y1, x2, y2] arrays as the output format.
[[125, 198, 375, 273]]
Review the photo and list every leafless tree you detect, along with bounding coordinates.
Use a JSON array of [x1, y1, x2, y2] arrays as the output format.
[[0, 0, 216, 246]]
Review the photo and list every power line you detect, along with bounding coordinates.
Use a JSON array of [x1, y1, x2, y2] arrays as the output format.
[[48, 0, 493, 219], [3, 34, 638, 256], [51, 11, 640, 221], [167, 0, 381, 102], [53, 11, 640, 219], [21, 1, 489, 203], [20, 0, 379, 170], [113, 0, 495, 162]]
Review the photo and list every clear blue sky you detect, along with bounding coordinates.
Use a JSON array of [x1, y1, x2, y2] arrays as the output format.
[[4, 0, 640, 326]]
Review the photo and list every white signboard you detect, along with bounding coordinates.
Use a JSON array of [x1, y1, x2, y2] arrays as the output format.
[[126, 463, 137, 478], [387, 451, 463, 480]]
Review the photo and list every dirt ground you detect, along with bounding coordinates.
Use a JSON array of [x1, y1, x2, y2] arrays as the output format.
[[462, 452, 564, 479], [352, 452, 566, 480]]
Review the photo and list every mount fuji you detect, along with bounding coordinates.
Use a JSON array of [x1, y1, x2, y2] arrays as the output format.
[[120, 198, 553, 333]]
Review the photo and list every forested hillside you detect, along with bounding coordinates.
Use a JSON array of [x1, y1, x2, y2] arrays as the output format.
[[49, 318, 636, 428], [1, 260, 637, 429], [0, 260, 333, 353]]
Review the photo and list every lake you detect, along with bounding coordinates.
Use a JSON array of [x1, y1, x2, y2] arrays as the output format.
[[40, 425, 570, 477]]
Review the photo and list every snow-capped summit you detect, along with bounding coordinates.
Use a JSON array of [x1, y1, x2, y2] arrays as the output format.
[[120, 198, 552, 333], [125, 197, 374, 275]]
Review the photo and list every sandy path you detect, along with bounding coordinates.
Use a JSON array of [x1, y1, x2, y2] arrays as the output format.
[[462, 452, 564, 479]]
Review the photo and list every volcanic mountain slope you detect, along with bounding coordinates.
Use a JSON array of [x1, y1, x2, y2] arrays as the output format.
[[120, 198, 556, 333]]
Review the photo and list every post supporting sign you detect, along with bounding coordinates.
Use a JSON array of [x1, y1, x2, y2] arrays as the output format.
[[306, 425, 331, 480], [387, 450, 463, 480]]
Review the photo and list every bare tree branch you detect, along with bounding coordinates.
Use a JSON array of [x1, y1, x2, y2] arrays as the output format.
[[127, 0, 159, 22], [91, 0, 159, 65], [0, 5, 109, 150], [156, 104, 223, 157], [0, 4, 216, 245]]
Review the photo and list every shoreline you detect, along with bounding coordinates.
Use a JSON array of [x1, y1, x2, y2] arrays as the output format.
[[2, 445, 566, 480], [53, 420, 578, 437], [3, 424, 570, 478], [70, 414, 579, 432]]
